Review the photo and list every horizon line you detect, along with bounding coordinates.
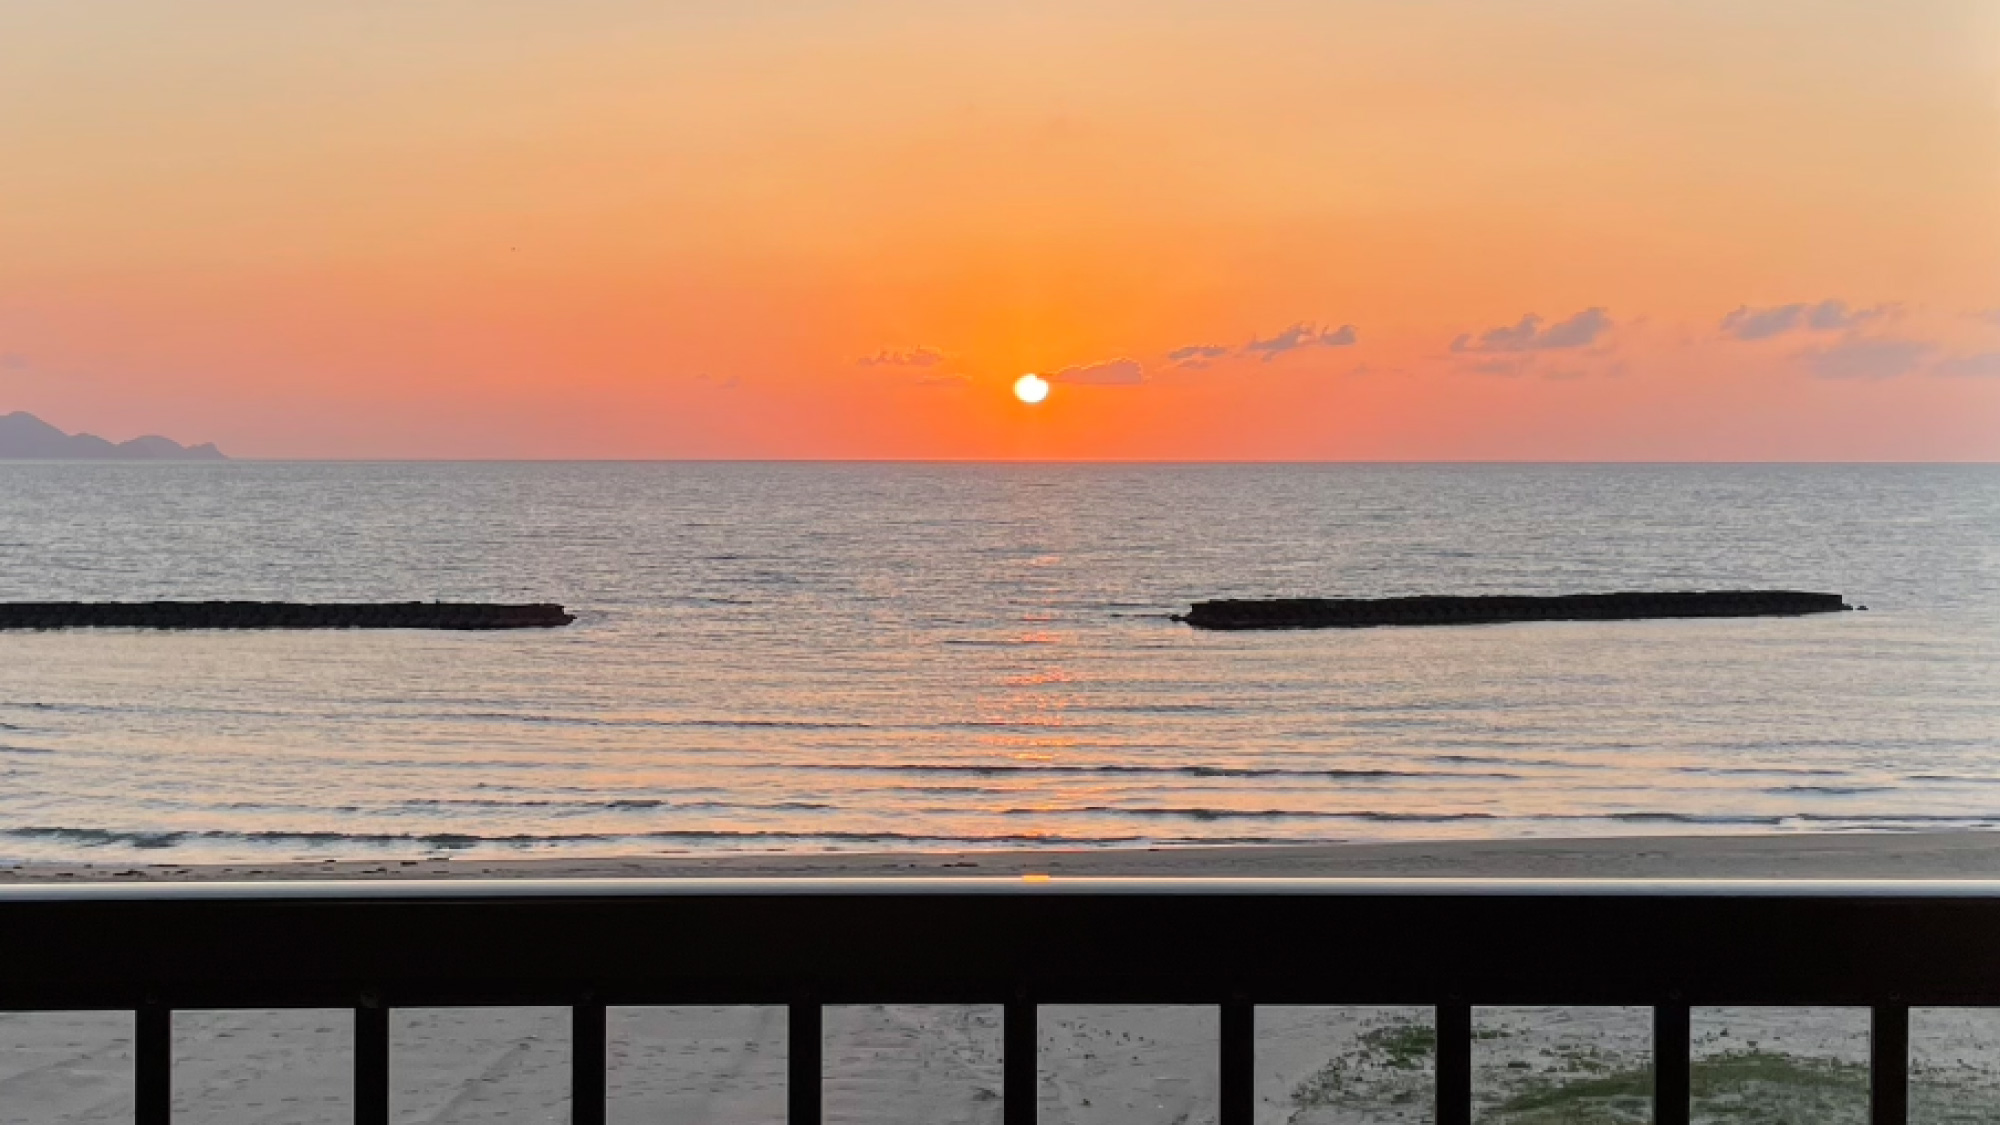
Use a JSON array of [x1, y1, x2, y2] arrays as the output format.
[[4, 457, 1997, 467]]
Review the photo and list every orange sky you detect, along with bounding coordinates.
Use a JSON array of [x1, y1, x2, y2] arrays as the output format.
[[2, 1, 1997, 459]]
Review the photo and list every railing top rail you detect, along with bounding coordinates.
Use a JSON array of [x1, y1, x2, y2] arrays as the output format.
[[10, 875, 2000, 902], [13, 874, 2000, 1011]]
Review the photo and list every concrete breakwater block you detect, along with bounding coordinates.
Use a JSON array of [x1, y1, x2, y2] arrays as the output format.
[[0, 601, 576, 630], [1178, 590, 1851, 630]]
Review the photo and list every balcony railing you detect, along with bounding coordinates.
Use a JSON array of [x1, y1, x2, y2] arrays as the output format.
[[6, 876, 1999, 1123]]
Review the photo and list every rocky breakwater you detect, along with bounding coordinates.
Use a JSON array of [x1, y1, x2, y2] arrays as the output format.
[[0, 601, 576, 630], [1178, 590, 1852, 630]]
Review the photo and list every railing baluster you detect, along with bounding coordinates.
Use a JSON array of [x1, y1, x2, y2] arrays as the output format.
[[1436, 1003, 1471, 1125], [1220, 997, 1253, 1125], [1004, 997, 1036, 1125], [574, 999, 606, 1125], [136, 1002, 170, 1125], [1872, 1003, 1909, 1125], [355, 998, 388, 1125], [1654, 1003, 1690, 1125], [789, 998, 822, 1125]]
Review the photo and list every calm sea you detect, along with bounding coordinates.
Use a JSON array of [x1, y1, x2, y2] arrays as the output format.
[[0, 463, 1994, 863]]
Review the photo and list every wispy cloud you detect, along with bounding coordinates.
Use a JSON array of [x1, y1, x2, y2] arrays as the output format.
[[1243, 322, 1357, 361], [856, 346, 945, 368], [1720, 299, 1888, 341], [1166, 343, 1232, 369], [1168, 323, 1358, 368], [1936, 351, 2000, 378], [1800, 337, 1931, 380], [915, 373, 971, 388], [1049, 358, 1145, 386], [1451, 308, 1611, 353], [0, 353, 27, 372], [1721, 306, 1809, 341]]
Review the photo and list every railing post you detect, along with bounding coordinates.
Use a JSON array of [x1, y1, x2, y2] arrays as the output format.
[[789, 997, 821, 1125], [355, 996, 388, 1125], [1872, 1003, 1909, 1125], [1005, 996, 1037, 1125], [574, 998, 606, 1125], [1654, 1003, 1690, 1125], [1220, 997, 1253, 1125], [136, 1001, 170, 1125], [1436, 1003, 1471, 1125]]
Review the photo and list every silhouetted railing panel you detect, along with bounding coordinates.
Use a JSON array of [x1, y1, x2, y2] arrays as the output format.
[[2, 877, 1986, 1123]]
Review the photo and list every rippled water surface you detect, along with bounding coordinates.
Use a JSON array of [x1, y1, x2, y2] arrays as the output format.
[[0, 463, 1994, 862]]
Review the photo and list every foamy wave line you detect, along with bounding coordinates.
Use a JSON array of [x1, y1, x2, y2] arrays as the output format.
[[10, 811, 1996, 853], [1607, 812, 2000, 826]]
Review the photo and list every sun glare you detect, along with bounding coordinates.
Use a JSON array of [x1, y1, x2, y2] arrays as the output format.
[[1013, 374, 1050, 405]]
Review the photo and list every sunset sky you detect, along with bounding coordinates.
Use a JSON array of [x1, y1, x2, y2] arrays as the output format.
[[2, 1, 1997, 459]]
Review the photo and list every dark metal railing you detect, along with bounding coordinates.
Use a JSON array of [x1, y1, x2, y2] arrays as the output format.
[[6, 876, 1999, 1123]]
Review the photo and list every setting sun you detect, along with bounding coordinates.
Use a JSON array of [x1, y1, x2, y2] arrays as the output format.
[[1013, 375, 1051, 405]]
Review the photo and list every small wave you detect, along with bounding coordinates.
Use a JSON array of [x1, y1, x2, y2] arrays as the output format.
[[0, 825, 1154, 851], [1610, 813, 1787, 825], [1908, 774, 2000, 785], [1787, 812, 2000, 824], [675, 718, 881, 731], [1675, 766, 1849, 777], [391, 797, 835, 813], [441, 713, 882, 731], [798, 762, 1519, 781], [650, 593, 754, 606], [1000, 806, 1500, 823], [1765, 785, 1894, 796], [1424, 753, 1576, 768]]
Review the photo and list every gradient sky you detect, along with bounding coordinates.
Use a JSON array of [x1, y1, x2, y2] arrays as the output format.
[[2, 1, 1997, 459]]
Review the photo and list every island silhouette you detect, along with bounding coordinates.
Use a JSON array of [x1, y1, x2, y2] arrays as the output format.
[[0, 411, 226, 460]]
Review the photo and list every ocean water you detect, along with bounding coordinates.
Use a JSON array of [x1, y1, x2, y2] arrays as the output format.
[[0, 462, 1994, 863]]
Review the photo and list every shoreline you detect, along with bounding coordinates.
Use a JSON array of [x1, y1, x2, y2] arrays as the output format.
[[11, 829, 2000, 883]]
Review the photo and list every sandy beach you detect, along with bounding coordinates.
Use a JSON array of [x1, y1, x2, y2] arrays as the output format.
[[7, 832, 2000, 1123]]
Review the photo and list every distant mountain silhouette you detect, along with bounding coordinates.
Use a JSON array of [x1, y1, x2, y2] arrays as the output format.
[[0, 412, 227, 460]]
